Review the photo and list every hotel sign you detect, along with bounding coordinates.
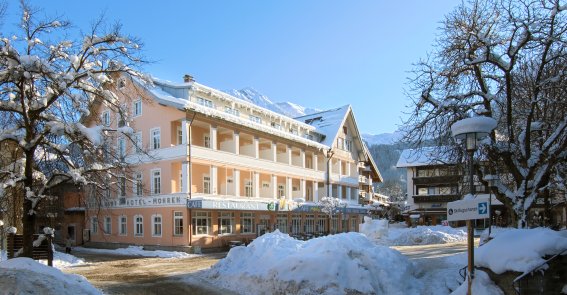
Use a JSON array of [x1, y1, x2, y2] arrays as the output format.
[[188, 199, 274, 211], [99, 195, 186, 208]]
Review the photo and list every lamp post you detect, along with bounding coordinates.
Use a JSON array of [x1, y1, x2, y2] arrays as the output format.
[[451, 116, 497, 295], [0, 220, 3, 261]]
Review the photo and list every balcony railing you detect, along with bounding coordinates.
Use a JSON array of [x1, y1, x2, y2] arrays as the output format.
[[359, 175, 368, 184], [412, 175, 461, 185], [412, 194, 461, 203]]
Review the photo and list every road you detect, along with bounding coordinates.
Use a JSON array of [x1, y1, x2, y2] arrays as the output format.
[[64, 250, 235, 295], [64, 240, 478, 295]]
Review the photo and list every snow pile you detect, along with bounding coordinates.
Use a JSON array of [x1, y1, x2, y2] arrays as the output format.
[[75, 245, 194, 258], [359, 217, 389, 240], [476, 228, 567, 274], [450, 270, 504, 295], [53, 251, 86, 268], [203, 230, 422, 295], [360, 220, 467, 246], [0, 257, 101, 295], [387, 226, 467, 246]]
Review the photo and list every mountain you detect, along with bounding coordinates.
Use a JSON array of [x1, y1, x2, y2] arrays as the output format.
[[361, 130, 404, 146], [224, 87, 320, 118]]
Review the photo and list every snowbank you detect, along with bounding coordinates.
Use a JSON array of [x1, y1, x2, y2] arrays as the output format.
[[450, 270, 504, 295], [203, 230, 422, 295], [359, 218, 467, 246], [74, 245, 195, 258], [476, 228, 567, 274], [0, 257, 101, 295], [53, 251, 86, 268]]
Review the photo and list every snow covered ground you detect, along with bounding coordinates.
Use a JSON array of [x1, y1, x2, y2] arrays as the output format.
[[0, 257, 101, 295], [73, 245, 197, 259], [359, 217, 467, 246]]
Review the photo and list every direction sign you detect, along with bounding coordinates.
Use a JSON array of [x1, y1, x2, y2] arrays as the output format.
[[447, 196, 490, 221]]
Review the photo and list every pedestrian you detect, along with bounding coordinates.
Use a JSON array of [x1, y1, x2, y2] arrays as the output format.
[[65, 237, 72, 254]]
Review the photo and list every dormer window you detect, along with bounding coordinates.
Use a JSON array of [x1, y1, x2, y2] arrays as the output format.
[[118, 78, 126, 89], [225, 106, 240, 117], [271, 122, 281, 130], [197, 97, 214, 108]]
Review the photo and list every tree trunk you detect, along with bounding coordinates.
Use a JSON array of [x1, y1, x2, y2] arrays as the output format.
[[22, 149, 36, 258], [22, 198, 35, 258]]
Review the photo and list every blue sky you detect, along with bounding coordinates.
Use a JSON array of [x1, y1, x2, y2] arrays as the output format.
[[5, 1, 459, 135]]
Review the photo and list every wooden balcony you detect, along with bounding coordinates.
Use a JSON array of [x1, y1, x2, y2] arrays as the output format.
[[412, 194, 461, 203], [412, 175, 461, 186]]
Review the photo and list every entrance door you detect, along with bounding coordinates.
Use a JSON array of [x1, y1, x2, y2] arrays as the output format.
[[67, 225, 76, 245]]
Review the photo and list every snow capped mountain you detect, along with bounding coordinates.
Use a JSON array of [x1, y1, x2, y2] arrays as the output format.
[[224, 87, 320, 118], [361, 130, 404, 146]]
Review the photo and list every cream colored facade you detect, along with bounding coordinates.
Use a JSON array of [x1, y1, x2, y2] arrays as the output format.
[[85, 75, 381, 250]]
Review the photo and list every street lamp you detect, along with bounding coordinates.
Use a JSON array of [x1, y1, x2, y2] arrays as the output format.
[[451, 116, 497, 295], [0, 220, 3, 261]]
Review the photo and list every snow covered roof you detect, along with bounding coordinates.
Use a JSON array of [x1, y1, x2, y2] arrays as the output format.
[[143, 79, 330, 150], [295, 105, 351, 147], [396, 146, 455, 168]]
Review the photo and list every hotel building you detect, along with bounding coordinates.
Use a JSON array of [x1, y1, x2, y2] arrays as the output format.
[[85, 74, 381, 250]]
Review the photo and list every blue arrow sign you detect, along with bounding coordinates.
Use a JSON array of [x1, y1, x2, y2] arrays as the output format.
[[478, 202, 487, 215]]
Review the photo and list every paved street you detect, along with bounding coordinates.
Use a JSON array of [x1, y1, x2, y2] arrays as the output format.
[[64, 240, 477, 294]]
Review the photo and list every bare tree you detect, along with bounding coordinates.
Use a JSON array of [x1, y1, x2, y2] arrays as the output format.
[[0, 2, 147, 257], [403, 0, 567, 228]]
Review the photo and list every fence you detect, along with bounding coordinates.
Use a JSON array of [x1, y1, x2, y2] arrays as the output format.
[[7, 233, 53, 266]]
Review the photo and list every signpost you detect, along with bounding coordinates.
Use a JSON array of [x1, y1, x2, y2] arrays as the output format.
[[447, 196, 490, 295], [447, 197, 490, 221]]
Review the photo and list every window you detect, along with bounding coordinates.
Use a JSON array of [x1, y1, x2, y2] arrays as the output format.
[[304, 214, 315, 234], [174, 211, 183, 236], [134, 215, 143, 236], [439, 187, 451, 195], [133, 99, 142, 117], [245, 180, 252, 197], [418, 188, 428, 195], [192, 211, 211, 235], [291, 214, 301, 234], [117, 137, 126, 158], [271, 122, 281, 130], [102, 111, 110, 127], [225, 106, 240, 116], [119, 216, 127, 235], [133, 132, 142, 153], [249, 115, 261, 124], [91, 217, 98, 234], [203, 176, 211, 194], [152, 214, 162, 237], [276, 213, 288, 233], [118, 78, 126, 88], [179, 171, 183, 193], [151, 128, 160, 149], [241, 213, 255, 234], [118, 176, 126, 197], [317, 217, 326, 233], [345, 139, 352, 152], [218, 212, 234, 235], [337, 137, 344, 150], [104, 216, 112, 234], [262, 182, 270, 188], [278, 184, 285, 198], [133, 172, 143, 196], [428, 187, 436, 195], [289, 129, 298, 135], [177, 126, 183, 145], [151, 169, 161, 195], [203, 135, 210, 148], [197, 97, 214, 108]]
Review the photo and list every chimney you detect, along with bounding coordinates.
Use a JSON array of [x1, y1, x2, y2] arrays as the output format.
[[183, 74, 194, 83]]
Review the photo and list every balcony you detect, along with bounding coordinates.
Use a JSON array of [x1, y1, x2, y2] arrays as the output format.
[[412, 194, 461, 203], [359, 191, 371, 201], [412, 175, 461, 186]]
